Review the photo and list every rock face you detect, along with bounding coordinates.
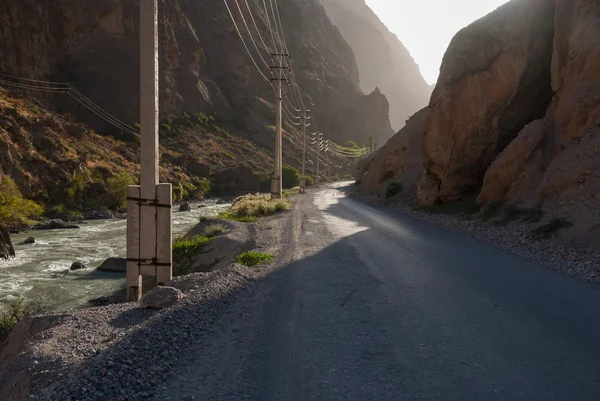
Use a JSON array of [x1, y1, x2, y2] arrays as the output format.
[[420, 0, 555, 203], [0, 0, 393, 149], [320, 0, 432, 131], [478, 0, 600, 246], [140, 286, 183, 309], [0, 229, 15, 259], [359, 108, 429, 198]]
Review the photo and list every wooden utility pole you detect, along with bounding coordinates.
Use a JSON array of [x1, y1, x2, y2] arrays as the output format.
[[270, 52, 289, 199], [126, 0, 172, 301]]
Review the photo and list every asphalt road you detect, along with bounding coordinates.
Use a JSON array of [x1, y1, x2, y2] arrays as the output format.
[[160, 183, 600, 401]]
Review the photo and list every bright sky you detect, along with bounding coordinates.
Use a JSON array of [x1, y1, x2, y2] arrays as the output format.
[[364, 0, 509, 84]]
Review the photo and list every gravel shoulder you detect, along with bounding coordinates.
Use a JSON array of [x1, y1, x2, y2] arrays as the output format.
[[353, 188, 600, 286], [0, 207, 294, 401]]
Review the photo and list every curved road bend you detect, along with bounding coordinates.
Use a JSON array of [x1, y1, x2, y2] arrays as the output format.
[[159, 183, 600, 401]]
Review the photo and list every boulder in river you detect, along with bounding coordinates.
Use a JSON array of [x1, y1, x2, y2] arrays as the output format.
[[34, 219, 80, 230], [140, 286, 183, 309], [70, 261, 87, 271], [96, 257, 126, 273], [0, 229, 15, 259], [85, 210, 114, 220], [24, 237, 35, 244], [179, 202, 191, 212]]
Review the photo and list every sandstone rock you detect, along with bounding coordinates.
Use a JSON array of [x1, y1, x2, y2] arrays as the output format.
[[359, 108, 429, 198], [70, 261, 86, 271], [178, 202, 191, 212], [34, 219, 80, 230], [478, 119, 549, 204], [416, 173, 441, 207], [140, 286, 183, 310], [422, 0, 556, 203], [96, 257, 126, 273], [24, 237, 35, 244], [0, 229, 15, 259]]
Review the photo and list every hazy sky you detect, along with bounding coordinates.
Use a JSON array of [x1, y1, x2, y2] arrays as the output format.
[[364, 0, 509, 84]]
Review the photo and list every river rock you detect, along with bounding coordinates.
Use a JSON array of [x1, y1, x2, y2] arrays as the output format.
[[198, 205, 208, 208], [24, 237, 35, 244], [70, 261, 87, 271], [140, 286, 183, 309], [85, 210, 114, 220], [34, 219, 80, 230], [96, 257, 126, 273], [0, 229, 15, 259], [179, 202, 191, 212]]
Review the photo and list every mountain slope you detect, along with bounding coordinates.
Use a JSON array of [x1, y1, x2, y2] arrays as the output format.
[[0, 0, 393, 163], [319, 0, 432, 131]]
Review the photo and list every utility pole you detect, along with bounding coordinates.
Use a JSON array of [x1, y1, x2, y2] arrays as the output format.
[[126, 0, 172, 301], [325, 142, 332, 182], [300, 109, 310, 193], [316, 132, 323, 186], [270, 52, 289, 199]]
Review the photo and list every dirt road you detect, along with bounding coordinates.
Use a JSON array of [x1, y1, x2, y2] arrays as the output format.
[[157, 183, 600, 401]]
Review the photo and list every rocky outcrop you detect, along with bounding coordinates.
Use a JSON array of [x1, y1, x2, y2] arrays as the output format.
[[33, 219, 79, 230], [359, 108, 429, 198], [0, 0, 393, 152], [478, 0, 600, 246], [319, 0, 432, 131], [420, 0, 555, 203], [0, 229, 15, 259], [96, 257, 126, 273]]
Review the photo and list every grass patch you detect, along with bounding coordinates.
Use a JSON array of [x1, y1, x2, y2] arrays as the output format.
[[385, 182, 402, 198], [282, 187, 300, 197], [530, 218, 573, 240], [234, 251, 274, 267], [0, 295, 47, 338], [220, 194, 290, 221], [172, 235, 212, 268], [203, 223, 227, 238]]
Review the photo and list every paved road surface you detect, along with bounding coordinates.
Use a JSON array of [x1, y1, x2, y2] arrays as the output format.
[[160, 183, 600, 401]]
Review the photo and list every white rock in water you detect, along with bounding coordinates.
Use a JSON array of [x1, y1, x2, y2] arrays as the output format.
[[140, 286, 183, 309]]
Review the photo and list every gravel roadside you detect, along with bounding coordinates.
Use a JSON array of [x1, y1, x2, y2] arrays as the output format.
[[0, 208, 294, 401], [354, 190, 600, 285]]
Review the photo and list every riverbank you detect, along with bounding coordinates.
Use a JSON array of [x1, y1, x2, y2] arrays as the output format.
[[0, 195, 294, 400], [0, 201, 230, 311]]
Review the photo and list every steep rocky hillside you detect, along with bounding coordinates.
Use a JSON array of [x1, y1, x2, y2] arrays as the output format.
[[360, 0, 600, 247], [319, 0, 432, 131], [0, 0, 392, 150]]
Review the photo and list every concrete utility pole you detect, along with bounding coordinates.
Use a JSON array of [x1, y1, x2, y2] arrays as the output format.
[[325, 142, 332, 182], [300, 109, 310, 193], [316, 132, 323, 186], [126, 0, 172, 301], [270, 52, 289, 199]]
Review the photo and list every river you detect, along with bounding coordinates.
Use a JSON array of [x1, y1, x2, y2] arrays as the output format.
[[0, 201, 229, 311]]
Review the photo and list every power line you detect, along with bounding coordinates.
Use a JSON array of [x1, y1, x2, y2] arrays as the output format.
[[233, 0, 271, 70], [223, 0, 271, 82]]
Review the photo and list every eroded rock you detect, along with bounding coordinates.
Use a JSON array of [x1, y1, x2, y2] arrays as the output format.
[[140, 286, 183, 309]]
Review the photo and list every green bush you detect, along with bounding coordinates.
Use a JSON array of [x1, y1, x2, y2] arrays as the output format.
[[385, 182, 402, 198], [106, 172, 137, 209], [173, 235, 212, 267], [0, 177, 44, 227], [282, 166, 301, 189], [65, 172, 89, 200], [304, 175, 314, 187], [0, 295, 47, 337], [220, 194, 290, 221], [203, 223, 227, 238], [234, 251, 274, 267]]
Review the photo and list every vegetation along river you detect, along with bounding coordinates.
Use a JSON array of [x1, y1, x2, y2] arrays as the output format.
[[0, 201, 229, 311]]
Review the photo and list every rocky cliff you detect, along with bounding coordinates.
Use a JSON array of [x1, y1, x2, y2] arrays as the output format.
[[360, 0, 600, 246], [0, 0, 392, 148], [319, 0, 432, 132]]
